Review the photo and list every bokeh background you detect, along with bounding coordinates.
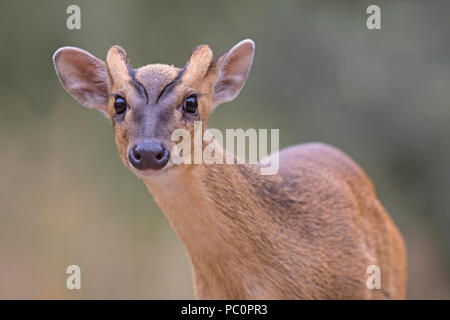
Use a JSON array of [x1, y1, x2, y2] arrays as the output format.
[[1, 0, 449, 299]]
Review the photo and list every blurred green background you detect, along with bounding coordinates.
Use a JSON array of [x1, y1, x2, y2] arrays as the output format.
[[1, 0, 449, 299]]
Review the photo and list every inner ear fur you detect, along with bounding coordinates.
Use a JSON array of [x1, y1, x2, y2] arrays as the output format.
[[53, 47, 109, 111], [212, 39, 255, 107]]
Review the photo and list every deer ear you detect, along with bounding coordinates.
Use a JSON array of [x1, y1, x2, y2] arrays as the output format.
[[212, 39, 255, 107], [53, 47, 109, 112]]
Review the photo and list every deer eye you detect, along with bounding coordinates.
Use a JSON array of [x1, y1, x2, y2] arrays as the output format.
[[114, 96, 128, 114], [182, 95, 198, 114]]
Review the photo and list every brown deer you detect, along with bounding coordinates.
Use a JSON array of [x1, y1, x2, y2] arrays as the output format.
[[53, 39, 406, 299]]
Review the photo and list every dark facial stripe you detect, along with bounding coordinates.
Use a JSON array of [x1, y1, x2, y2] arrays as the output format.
[[156, 66, 186, 103], [127, 65, 149, 104]]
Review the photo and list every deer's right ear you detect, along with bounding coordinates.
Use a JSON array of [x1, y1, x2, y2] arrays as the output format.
[[53, 47, 109, 112]]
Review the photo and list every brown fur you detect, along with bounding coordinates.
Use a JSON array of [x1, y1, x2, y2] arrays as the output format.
[[145, 143, 406, 299], [53, 40, 407, 299]]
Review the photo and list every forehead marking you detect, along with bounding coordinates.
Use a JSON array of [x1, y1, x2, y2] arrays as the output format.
[[156, 66, 186, 103], [135, 64, 181, 103], [128, 65, 149, 104]]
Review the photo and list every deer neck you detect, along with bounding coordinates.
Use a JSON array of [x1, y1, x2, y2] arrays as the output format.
[[143, 144, 271, 262], [142, 142, 284, 298], [146, 164, 250, 248]]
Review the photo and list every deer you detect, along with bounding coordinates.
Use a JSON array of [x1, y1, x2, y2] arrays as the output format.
[[53, 39, 407, 299]]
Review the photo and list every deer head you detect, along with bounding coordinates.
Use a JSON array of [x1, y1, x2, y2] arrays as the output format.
[[53, 40, 254, 179]]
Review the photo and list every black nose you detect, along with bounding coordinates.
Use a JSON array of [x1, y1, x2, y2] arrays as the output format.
[[129, 141, 170, 170]]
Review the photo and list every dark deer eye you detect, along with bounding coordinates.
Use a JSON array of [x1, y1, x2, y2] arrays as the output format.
[[182, 95, 198, 114], [114, 96, 128, 114]]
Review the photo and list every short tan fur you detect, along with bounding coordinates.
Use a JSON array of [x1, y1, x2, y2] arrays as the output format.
[[53, 40, 406, 299]]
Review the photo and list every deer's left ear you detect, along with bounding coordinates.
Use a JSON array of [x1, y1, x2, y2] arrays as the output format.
[[53, 47, 109, 112], [212, 39, 255, 108]]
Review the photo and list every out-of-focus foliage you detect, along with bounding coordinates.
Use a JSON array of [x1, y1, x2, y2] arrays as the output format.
[[0, 0, 449, 299]]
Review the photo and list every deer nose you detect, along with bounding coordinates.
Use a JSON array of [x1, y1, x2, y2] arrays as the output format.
[[129, 141, 170, 171]]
